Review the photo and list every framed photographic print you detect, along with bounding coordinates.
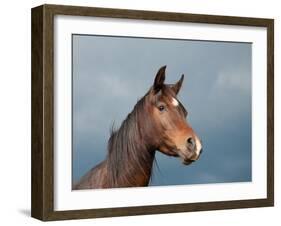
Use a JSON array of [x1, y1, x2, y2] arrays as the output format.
[[31, 4, 274, 221]]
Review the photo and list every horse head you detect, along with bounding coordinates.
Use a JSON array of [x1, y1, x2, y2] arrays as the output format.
[[144, 65, 202, 165]]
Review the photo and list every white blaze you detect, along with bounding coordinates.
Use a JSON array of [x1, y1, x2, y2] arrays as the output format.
[[195, 136, 202, 156], [171, 97, 179, 106]]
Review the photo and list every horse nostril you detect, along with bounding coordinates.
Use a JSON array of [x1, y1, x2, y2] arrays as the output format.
[[187, 137, 195, 150]]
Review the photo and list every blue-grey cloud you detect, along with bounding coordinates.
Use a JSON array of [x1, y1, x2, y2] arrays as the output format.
[[72, 35, 252, 186]]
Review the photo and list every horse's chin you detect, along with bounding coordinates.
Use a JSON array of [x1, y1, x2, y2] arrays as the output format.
[[182, 159, 195, 165], [160, 148, 196, 165], [174, 149, 196, 165]]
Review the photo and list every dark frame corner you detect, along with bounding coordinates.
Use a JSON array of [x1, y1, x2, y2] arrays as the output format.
[[31, 4, 274, 221]]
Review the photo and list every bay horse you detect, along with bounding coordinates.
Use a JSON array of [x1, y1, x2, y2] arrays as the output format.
[[74, 66, 202, 189]]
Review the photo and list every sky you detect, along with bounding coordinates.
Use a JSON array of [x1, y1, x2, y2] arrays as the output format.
[[72, 34, 252, 187]]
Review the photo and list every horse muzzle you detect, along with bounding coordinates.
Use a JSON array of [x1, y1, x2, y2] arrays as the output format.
[[186, 136, 202, 160], [177, 139, 203, 165]]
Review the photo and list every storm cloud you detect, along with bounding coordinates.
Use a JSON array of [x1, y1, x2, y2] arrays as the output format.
[[72, 35, 252, 186]]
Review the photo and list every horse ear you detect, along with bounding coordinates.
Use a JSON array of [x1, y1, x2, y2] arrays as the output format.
[[172, 74, 184, 95], [153, 65, 166, 93]]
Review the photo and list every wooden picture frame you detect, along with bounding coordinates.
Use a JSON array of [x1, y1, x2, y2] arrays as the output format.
[[31, 4, 274, 221]]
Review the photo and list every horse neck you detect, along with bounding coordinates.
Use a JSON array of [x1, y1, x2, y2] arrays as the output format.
[[106, 98, 156, 187]]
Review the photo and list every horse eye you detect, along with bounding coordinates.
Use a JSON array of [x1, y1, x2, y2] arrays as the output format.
[[158, 105, 165, 111]]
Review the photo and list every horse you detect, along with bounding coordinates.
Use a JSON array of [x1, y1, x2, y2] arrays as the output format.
[[74, 66, 202, 189]]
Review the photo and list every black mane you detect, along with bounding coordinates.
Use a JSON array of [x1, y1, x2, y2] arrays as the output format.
[[106, 96, 155, 187]]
